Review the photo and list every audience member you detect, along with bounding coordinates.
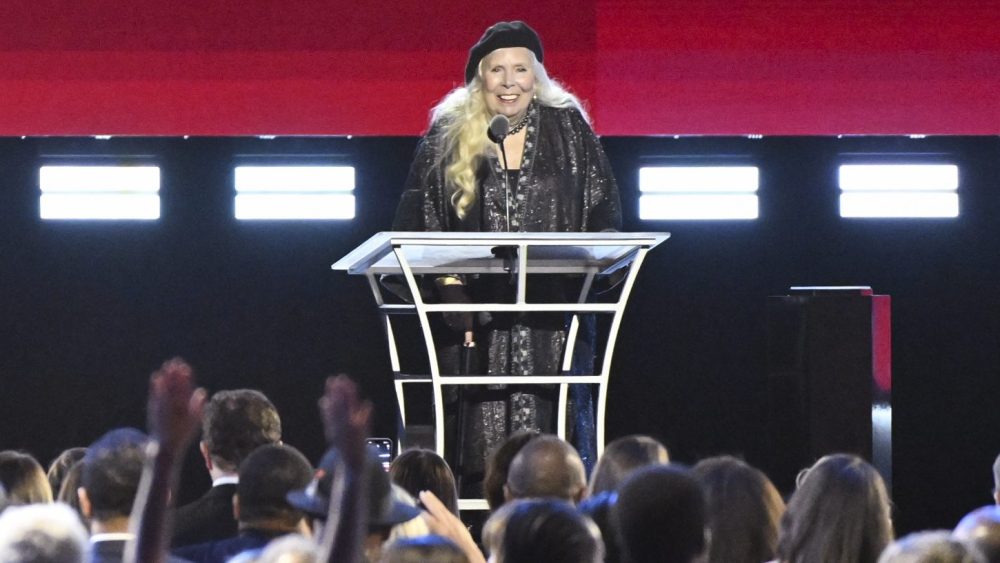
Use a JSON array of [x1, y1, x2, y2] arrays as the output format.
[[380, 535, 469, 563], [879, 530, 985, 563], [589, 436, 669, 496], [46, 448, 86, 506], [286, 447, 421, 562], [613, 464, 706, 563], [390, 449, 459, 516], [954, 506, 1000, 563], [483, 499, 603, 563], [0, 503, 87, 563], [775, 453, 893, 563], [77, 427, 190, 563], [0, 451, 53, 506], [173, 444, 314, 563], [173, 389, 282, 547], [482, 431, 539, 511], [691, 455, 784, 563], [504, 435, 587, 504]]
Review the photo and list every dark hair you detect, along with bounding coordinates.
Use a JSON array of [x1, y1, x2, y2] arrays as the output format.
[[80, 429, 148, 521], [202, 389, 282, 472], [46, 448, 86, 501], [390, 449, 459, 516], [692, 456, 785, 563], [777, 454, 893, 563], [381, 535, 469, 563], [0, 451, 53, 506], [237, 444, 313, 527], [505, 436, 587, 503], [483, 431, 540, 510], [613, 465, 706, 563], [589, 435, 669, 496], [485, 499, 602, 563]]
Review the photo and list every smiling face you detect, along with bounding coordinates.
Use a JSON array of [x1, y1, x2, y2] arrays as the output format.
[[480, 47, 536, 122]]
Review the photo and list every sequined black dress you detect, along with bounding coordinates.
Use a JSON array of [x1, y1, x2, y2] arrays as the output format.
[[393, 102, 622, 495]]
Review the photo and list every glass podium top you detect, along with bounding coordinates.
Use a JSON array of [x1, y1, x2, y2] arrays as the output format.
[[332, 232, 670, 276]]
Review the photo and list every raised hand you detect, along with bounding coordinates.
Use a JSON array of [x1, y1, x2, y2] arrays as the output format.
[[420, 490, 487, 563], [318, 374, 372, 471], [147, 357, 207, 455]]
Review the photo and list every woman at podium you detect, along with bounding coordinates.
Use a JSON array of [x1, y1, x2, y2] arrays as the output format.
[[393, 20, 622, 496]]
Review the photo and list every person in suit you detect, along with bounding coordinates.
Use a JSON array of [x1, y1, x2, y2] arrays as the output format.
[[172, 389, 282, 547], [78, 427, 191, 563], [172, 444, 313, 563]]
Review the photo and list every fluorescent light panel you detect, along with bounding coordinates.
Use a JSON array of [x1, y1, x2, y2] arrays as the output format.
[[234, 165, 355, 220], [639, 166, 759, 220], [235, 194, 355, 220], [640, 194, 759, 220], [838, 164, 959, 218], [39, 165, 160, 220], [839, 164, 958, 191], [639, 166, 758, 193], [40, 165, 160, 193], [235, 166, 354, 192], [840, 193, 959, 218]]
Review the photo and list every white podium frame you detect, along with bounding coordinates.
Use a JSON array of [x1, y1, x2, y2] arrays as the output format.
[[333, 231, 669, 510]]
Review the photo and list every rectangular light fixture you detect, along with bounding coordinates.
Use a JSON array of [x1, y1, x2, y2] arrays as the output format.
[[39, 165, 160, 220], [840, 193, 959, 218], [234, 165, 355, 220], [639, 166, 759, 193], [838, 164, 959, 218], [639, 194, 759, 220], [839, 164, 958, 191], [639, 165, 759, 220]]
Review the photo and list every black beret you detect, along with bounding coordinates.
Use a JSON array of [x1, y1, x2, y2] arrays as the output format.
[[465, 21, 544, 84]]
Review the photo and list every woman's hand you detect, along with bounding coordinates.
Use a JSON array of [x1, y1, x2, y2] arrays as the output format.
[[419, 491, 487, 563]]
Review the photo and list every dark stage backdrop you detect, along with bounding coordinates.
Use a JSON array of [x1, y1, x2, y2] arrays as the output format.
[[0, 1, 997, 135], [1, 135, 999, 534]]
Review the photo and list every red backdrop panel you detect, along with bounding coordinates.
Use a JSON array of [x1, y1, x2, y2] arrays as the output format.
[[0, 1, 996, 135]]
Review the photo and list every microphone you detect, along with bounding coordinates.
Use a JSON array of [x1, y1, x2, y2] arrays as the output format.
[[488, 114, 509, 143], [487, 114, 513, 232]]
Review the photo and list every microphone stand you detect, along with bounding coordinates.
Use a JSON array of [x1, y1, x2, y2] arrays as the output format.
[[493, 134, 517, 282]]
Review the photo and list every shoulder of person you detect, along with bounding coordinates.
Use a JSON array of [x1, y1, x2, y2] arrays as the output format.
[[540, 104, 592, 131]]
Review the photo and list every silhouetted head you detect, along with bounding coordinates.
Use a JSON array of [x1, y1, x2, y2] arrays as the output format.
[[777, 454, 893, 563], [613, 464, 706, 563], [589, 435, 669, 496], [505, 435, 586, 504], [692, 455, 785, 563]]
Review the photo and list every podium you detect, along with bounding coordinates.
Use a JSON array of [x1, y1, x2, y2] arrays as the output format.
[[333, 232, 669, 510]]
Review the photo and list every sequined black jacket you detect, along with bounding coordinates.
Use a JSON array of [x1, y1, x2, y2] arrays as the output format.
[[393, 103, 622, 233]]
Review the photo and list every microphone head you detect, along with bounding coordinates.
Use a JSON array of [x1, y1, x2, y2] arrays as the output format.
[[488, 114, 510, 143]]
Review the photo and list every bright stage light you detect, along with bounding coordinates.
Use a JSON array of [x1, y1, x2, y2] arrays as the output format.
[[838, 164, 959, 218], [234, 165, 355, 220], [39, 165, 160, 220], [639, 166, 759, 220]]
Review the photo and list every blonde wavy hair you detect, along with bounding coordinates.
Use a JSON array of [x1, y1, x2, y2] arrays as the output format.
[[429, 53, 588, 220]]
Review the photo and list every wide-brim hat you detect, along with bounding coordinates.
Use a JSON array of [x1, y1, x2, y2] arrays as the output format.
[[465, 20, 543, 84], [286, 447, 421, 528]]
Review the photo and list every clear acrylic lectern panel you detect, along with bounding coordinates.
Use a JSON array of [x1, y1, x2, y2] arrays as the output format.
[[333, 232, 669, 511]]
